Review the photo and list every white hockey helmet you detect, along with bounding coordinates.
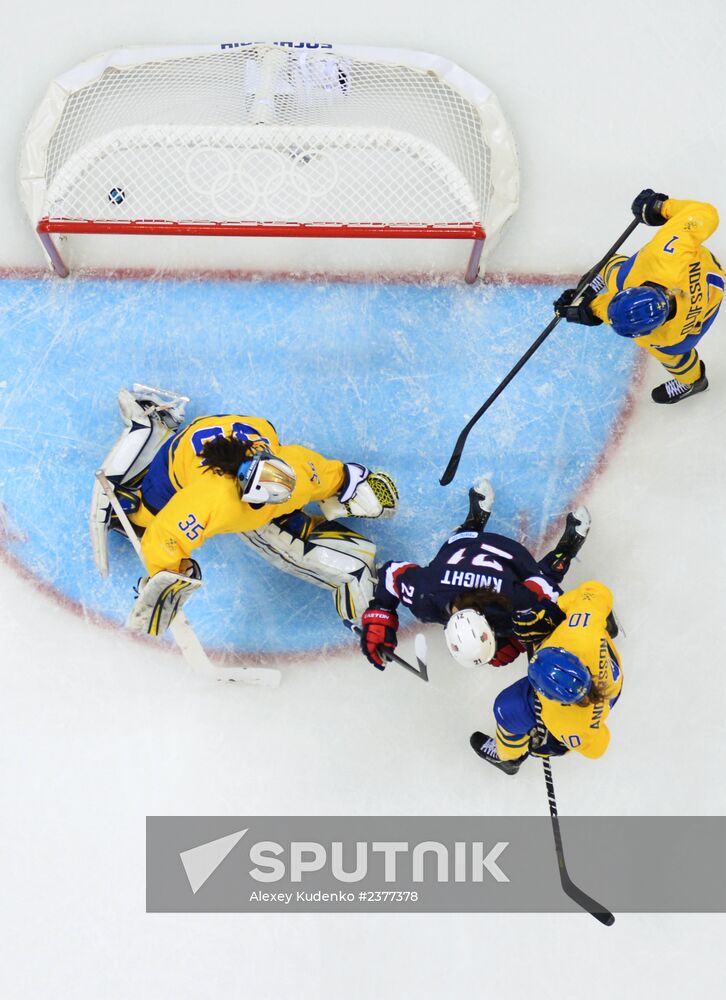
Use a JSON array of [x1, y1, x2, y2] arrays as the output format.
[[444, 609, 496, 668], [238, 448, 296, 505]]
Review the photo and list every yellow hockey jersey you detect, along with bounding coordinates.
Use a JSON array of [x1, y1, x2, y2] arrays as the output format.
[[536, 581, 623, 759], [133, 414, 345, 576], [590, 199, 724, 349]]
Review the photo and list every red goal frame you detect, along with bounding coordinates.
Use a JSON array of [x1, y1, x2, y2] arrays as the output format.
[[36, 219, 486, 282]]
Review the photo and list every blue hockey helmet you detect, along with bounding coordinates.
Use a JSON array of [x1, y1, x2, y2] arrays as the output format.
[[528, 647, 592, 704], [607, 285, 670, 338]]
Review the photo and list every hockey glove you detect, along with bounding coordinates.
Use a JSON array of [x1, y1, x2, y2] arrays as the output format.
[[553, 286, 603, 326], [360, 605, 399, 669], [631, 188, 668, 226], [528, 723, 570, 759], [511, 601, 566, 644], [489, 637, 526, 667], [133, 557, 201, 597]]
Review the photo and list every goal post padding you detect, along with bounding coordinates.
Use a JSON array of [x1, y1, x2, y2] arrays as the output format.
[[19, 42, 519, 278]]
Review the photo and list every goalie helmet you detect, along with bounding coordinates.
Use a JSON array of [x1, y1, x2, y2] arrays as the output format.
[[528, 647, 592, 704], [607, 285, 670, 337], [444, 608, 496, 668], [238, 448, 296, 505]]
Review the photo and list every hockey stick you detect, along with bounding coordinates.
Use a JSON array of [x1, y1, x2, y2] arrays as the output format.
[[541, 755, 615, 926], [95, 472, 281, 687], [439, 217, 641, 485], [346, 622, 429, 682]]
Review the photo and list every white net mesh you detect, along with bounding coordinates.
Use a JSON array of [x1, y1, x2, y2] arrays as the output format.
[[39, 45, 496, 229]]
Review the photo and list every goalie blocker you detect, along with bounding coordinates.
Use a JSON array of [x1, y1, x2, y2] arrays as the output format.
[[128, 560, 202, 636]]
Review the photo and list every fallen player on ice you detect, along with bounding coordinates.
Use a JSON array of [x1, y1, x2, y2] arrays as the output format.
[[358, 478, 591, 671]]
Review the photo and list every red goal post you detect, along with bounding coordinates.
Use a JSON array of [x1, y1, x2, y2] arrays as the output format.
[[19, 42, 519, 281]]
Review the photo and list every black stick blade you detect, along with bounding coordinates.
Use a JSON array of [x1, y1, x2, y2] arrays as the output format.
[[562, 874, 615, 926]]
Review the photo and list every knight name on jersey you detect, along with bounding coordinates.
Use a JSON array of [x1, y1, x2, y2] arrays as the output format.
[[440, 569, 502, 592]]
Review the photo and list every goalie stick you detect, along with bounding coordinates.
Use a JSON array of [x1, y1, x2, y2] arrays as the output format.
[[95, 471, 280, 687], [346, 621, 429, 682], [439, 217, 642, 485]]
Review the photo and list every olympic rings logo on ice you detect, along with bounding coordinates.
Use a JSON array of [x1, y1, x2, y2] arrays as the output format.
[[183, 145, 340, 221]]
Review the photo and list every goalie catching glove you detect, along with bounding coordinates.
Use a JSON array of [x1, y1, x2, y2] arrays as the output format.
[[360, 604, 399, 669], [127, 559, 202, 636], [319, 463, 398, 521]]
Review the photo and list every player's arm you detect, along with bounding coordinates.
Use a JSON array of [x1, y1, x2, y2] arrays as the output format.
[[371, 560, 418, 611], [535, 721, 609, 759], [359, 560, 420, 669], [140, 488, 210, 576], [632, 188, 719, 246], [572, 724, 610, 759], [657, 198, 719, 245], [557, 579, 613, 621], [539, 700, 611, 760], [276, 444, 345, 501], [588, 257, 629, 322]]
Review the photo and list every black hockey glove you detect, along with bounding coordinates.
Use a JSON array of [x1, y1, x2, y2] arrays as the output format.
[[511, 601, 566, 644], [631, 188, 668, 226], [528, 723, 570, 759], [553, 286, 603, 326], [360, 604, 399, 670]]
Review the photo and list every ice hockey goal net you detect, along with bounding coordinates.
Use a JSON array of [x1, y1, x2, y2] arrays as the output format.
[[19, 42, 519, 280]]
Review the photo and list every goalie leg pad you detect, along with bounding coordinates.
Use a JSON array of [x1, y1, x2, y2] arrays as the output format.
[[123, 384, 189, 430], [318, 468, 399, 520], [126, 569, 202, 636], [240, 514, 377, 622], [90, 397, 174, 577]]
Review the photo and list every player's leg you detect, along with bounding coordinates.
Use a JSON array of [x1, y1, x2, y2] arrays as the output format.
[[470, 676, 533, 775], [645, 342, 708, 404], [536, 505, 591, 582], [90, 386, 188, 576], [240, 511, 378, 622], [456, 476, 495, 532]]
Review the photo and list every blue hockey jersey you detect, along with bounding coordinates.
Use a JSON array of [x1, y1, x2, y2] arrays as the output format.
[[372, 530, 562, 636]]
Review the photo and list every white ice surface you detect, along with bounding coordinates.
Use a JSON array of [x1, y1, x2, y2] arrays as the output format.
[[2, 1, 726, 997]]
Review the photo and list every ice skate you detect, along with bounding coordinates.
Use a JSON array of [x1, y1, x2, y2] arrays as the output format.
[[555, 505, 591, 560], [470, 731, 525, 775], [460, 477, 495, 532], [651, 362, 708, 404]]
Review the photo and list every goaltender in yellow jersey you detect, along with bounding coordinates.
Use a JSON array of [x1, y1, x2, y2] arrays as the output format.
[[130, 414, 346, 575], [91, 387, 398, 636], [470, 581, 622, 774]]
